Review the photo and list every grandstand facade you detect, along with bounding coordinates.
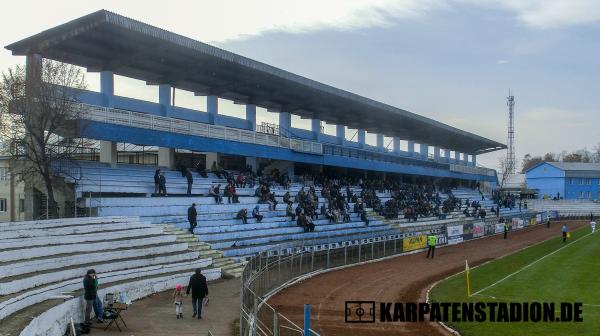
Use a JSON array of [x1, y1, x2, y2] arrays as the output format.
[[6, 10, 504, 218]]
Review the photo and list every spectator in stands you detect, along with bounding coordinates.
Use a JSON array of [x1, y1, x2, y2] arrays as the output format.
[[341, 206, 350, 223], [236, 208, 248, 224], [360, 209, 369, 226], [325, 207, 335, 223], [209, 184, 223, 204], [283, 191, 293, 206], [188, 203, 197, 233], [236, 174, 246, 188], [211, 161, 222, 178], [225, 183, 238, 204], [159, 172, 167, 196], [83, 269, 98, 326], [93, 274, 104, 323], [196, 161, 208, 178], [186, 169, 194, 196], [154, 169, 161, 196], [252, 205, 263, 222], [286, 203, 296, 221], [186, 268, 208, 319]]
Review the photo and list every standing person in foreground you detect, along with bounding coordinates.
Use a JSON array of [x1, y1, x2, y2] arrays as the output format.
[[186, 169, 194, 196], [591, 219, 596, 234], [426, 233, 436, 259], [188, 203, 197, 233], [503, 221, 509, 239], [186, 268, 208, 319], [562, 224, 568, 243], [82, 269, 98, 325]]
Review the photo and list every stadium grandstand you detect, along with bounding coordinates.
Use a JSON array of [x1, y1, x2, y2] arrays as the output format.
[[0, 9, 552, 336]]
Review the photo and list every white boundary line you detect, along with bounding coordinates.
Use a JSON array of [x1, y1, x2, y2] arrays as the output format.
[[472, 231, 593, 296]]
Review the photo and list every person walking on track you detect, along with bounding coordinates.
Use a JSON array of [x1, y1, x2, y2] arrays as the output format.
[[504, 221, 509, 239], [188, 203, 197, 233], [186, 268, 208, 319], [426, 234, 436, 259], [562, 224, 568, 242]]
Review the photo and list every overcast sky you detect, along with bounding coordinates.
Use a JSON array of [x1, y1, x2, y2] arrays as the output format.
[[1, 0, 599, 170]]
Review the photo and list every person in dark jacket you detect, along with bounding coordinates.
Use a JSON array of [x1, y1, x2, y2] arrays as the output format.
[[236, 208, 248, 224], [188, 203, 197, 233], [159, 172, 167, 196], [83, 269, 98, 324], [186, 268, 208, 319], [186, 169, 194, 196], [154, 169, 161, 195]]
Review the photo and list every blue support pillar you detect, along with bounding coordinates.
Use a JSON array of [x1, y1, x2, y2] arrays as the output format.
[[304, 304, 311, 336], [336, 125, 345, 145], [393, 137, 400, 154], [377, 134, 384, 151], [207, 95, 218, 124], [246, 104, 256, 131], [407, 141, 415, 156], [311, 119, 321, 141], [279, 112, 291, 136], [421, 144, 429, 158], [444, 149, 451, 163], [100, 71, 114, 108], [472, 154, 477, 166], [357, 129, 365, 148], [159, 84, 171, 117], [434, 147, 441, 160]]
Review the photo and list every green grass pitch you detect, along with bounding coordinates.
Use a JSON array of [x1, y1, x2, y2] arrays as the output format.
[[430, 225, 599, 336]]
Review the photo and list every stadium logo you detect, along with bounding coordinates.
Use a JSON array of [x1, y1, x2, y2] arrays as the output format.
[[345, 301, 583, 323], [345, 301, 376, 323]]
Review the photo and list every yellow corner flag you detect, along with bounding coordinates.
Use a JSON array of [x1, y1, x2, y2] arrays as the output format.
[[465, 260, 471, 297]]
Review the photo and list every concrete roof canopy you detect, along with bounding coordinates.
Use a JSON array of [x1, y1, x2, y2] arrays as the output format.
[[6, 10, 506, 155]]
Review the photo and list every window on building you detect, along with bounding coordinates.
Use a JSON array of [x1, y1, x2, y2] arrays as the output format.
[[579, 191, 583, 198], [586, 178, 591, 185], [586, 191, 591, 199], [0, 167, 7, 181], [0, 199, 7, 212], [569, 178, 574, 185], [19, 199, 25, 213], [579, 178, 583, 185]]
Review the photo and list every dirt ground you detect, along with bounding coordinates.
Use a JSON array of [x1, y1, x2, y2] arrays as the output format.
[[89, 278, 240, 336], [267, 220, 588, 336]]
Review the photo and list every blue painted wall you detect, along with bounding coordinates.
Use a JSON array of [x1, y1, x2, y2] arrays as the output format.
[[526, 162, 600, 199]]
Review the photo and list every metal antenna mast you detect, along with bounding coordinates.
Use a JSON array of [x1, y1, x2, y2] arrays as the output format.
[[506, 90, 516, 175]]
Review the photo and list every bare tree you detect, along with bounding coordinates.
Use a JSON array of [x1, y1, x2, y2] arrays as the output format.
[[0, 60, 89, 218], [498, 154, 515, 188]]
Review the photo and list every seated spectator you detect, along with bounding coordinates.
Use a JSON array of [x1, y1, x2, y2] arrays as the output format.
[[283, 192, 293, 206], [341, 207, 350, 223], [209, 184, 223, 204], [325, 208, 335, 223], [360, 210, 370, 226], [196, 161, 208, 178], [286, 203, 296, 221], [320, 204, 327, 218], [305, 216, 315, 232], [252, 205, 263, 223], [236, 174, 246, 188], [224, 183, 239, 204], [236, 208, 248, 224]]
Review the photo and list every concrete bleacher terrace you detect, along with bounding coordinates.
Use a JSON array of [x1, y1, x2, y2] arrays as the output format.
[[0, 216, 221, 335]]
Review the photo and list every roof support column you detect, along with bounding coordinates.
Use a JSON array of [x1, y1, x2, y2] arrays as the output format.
[[279, 112, 291, 136], [444, 149, 451, 163], [357, 130, 365, 148], [246, 104, 256, 131], [434, 147, 441, 160], [336, 125, 345, 145], [207, 95, 218, 124], [100, 71, 114, 108], [421, 144, 429, 158], [393, 137, 400, 154], [311, 119, 321, 141], [158, 147, 175, 170], [377, 134, 384, 152], [159, 84, 171, 117], [407, 141, 415, 156], [472, 155, 477, 167]]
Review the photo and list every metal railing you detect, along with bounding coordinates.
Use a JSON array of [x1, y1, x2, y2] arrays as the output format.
[[449, 164, 496, 177], [240, 210, 547, 336], [78, 103, 323, 155]]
